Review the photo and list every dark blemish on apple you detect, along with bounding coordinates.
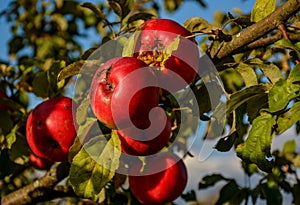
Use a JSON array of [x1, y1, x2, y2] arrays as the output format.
[[48, 137, 60, 149], [37, 121, 43, 128], [64, 105, 71, 110]]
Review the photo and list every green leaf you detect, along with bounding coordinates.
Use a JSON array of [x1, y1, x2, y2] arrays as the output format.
[[32, 72, 49, 98], [81, 48, 98, 60], [289, 63, 300, 83], [213, 84, 271, 121], [274, 39, 300, 60], [108, 1, 122, 17], [76, 96, 91, 126], [164, 0, 182, 13], [215, 180, 240, 205], [6, 123, 21, 149], [57, 60, 101, 82], [198, 174, 229, 189], [236, 62, 258, 87], [214, 131, 237, 152], [181, 190, 197, 202], [163, 35, 181, 56], [69, 132, 121, 201], [127, 12, 154, 24], [32, 61, 65, 98], [52, 13, 68, 31], [292, 183, 300, 205], [183, 17, 215, 33], [247, 93, 268, 122], [236, 114, 276, 172], [268, 78, 300, 113], [108, 0, 133, 19], [122, 32, 139, 57], [258, 63, 282, 84], [81, 2, 106, 20], [246, 58, 282, 84], [0, 110, 13, 135], [8, 133, 30, 165], [260, 182, 282, 205], [251, 0, 276, 22], [276, 102, 300, 134], [282, 140, 296, 154], [69, 118, 98, 162]]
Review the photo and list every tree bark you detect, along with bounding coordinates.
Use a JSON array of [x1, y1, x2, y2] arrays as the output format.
[[210, 0, 300, 63], [1, 162, 70, 205]]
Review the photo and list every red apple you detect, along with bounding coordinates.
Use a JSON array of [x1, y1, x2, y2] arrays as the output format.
[[129, 152, 188, 204], [134, 19, 199, 92], [29, 152, 53, 170], [26, 96, 77, 162], [90, 57, 159, 129], [116, 109, 171, 156]]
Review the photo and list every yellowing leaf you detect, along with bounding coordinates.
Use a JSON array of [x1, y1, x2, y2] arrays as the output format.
[[251, 0, 276, 22]]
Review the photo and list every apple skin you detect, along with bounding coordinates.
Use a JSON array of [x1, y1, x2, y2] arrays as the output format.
[[29, 152, 53, 170], [129, 152, 188, 205], [116, 111, 171, 156], [90, 57, 159, 129], [26, 96, 77, 162], [134, 19, 199, 92]]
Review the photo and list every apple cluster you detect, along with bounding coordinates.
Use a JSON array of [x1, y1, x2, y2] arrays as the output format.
[[89, 19, 199, 204], [25, 18, 199, 204]]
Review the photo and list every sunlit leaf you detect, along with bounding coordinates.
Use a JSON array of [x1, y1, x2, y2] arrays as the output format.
[[69, 132, 121, 201], [251, 0, 276, 22], [268, 79, 300, 113], [289, 63, 300, 83], [122, 32, 139, 57], [6, 123, 21, 149], [57, 60, 101, 82], [246, 58, 282, 84], [236, 114, 276, 172], [236, 62, 258, 87], [183, 17, 214, 33]]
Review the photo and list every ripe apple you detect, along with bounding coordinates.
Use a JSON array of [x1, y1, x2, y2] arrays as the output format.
[[29, 152, 53, 170], [129, 152, 188, 204], [116, 109, 171, 156], [134, 18, 199, 92], [90, 57, 159, 129], [26, 96, 77, 162]]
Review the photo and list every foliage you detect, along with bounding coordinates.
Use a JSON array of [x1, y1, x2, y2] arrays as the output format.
[[0, 0, 300, 204]]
